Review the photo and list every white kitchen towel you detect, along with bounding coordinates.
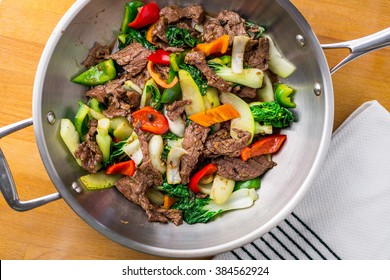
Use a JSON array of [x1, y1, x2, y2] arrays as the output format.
[[214, 100, 390, 260]]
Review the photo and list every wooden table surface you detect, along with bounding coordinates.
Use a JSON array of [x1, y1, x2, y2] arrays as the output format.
[[0, 0, 389, 260]]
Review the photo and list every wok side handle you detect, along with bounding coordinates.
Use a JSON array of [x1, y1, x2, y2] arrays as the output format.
[[321, 27, 390, 74], [0, 118, 61, 211]]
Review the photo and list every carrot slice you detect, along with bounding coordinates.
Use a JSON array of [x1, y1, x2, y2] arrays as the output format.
[[188, 104, 240, 127]]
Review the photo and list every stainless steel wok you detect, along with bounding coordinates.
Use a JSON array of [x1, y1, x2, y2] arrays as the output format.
[[1, 0, 389, 258]]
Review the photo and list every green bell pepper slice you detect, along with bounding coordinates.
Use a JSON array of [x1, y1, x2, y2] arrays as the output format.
[[233, 177, 261, 192], [161, 66, 182, 104], [74, 101, 90, 140], [274, 83, 296, 108], [72, 59, 117, 86], [121, 0, 144, 34]]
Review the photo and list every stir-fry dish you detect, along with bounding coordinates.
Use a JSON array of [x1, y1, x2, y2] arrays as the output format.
[[60, 1, 297, 225]]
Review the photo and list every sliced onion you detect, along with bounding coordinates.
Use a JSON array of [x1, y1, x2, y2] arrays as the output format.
[[166, 147, 187, 184], [231, 35, 250, 74], [148, 135, 166, 174]]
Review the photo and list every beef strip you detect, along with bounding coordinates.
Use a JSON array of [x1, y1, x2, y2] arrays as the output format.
[[110, 42, 152, 76], [157, 207, 183, 225], [115, 123, 182, 224], [245, 37, 270, 71], [232, 86, 257, 99], [160, 5, 182, 24], [213, 155, 276, 181], [184, 51, 232, 92], [152, 16, 169, 42], [180, 6, 205, 23], [74, 119, 103, 173], [166, 100, 191, 121], [180, 122, 210, 184], [217, 10, 247, 45], [203, 128, 251, 158], [202, 17, 227, 42], [82, 42, 110, 68]]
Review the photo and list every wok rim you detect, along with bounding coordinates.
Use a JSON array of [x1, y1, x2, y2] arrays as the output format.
[[32, 0, 334, 258]]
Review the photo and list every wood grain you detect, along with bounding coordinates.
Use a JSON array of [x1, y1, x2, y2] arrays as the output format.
[[0, 0, 389, 260]]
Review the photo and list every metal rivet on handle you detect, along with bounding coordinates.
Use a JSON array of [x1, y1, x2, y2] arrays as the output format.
[[313, 83, 322, 96], [47, 111, 56, 125], [296, 34, 306, 47], [72, 182, 82, 194]]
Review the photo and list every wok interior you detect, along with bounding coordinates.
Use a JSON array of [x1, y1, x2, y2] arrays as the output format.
[[36, 0, 333, 257]]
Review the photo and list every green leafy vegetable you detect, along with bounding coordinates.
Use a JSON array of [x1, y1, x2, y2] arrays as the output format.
[[120, 28, 157, 50], [107, 140, 130, 166], [245, 21, 265, 39], [250, 101, 294, 128], [166, 26, 200, 48]]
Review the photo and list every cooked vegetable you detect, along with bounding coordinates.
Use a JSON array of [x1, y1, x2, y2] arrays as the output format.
[[249, 101, 295, 128], [202, 87, 220, 109], [121, 0, 144, 34], [179, 64, 208, 95], [194, 35, 229, 57], [128, 2, 160, 29], [145, 22, 157, 45], [96, 118, 112, 163], [188, 104, 240, 127], [210, 174, 235, 205], [166, 147, 187, 184], [123, 139, 143, 165], [256, 73, 274, 102], [169, 52, 187, 72], [233, 177, 261, 192], [220, 92, 255, 143], [166, 25, 200, 48], [254, 122, 273, 135], [123, 80, 143, 94], [245, 21, 265, 39], [105, 159, 136, 176], [80, 171, 122, 190], [140, 78, 161, 109], [162, 182, 259, 224], [74, 102, 90, 140], [231, 35, 250, 74], [60, 119, 82, 166], [161, 66, 182, 104], [147, 49, 171, 65], [148, 135, 166, 174], [72, 59, 116, 86], [163, 194, 177, 209], [188, 163, 217, 193], [89, 98, 105, 113], [120, 28, 157, 50], [147, 61, 178, 88], [132, 106, 169, 135], [274, 83, 296, 108], [241, 134, 287, 161], [263, 34, 296, 78], [208, 60, 263, 89], [178, 69, 206, 116]]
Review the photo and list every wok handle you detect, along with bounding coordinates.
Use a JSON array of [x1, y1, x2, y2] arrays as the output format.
[[0, 118, 61, 211], [321, 27, 390, 74]]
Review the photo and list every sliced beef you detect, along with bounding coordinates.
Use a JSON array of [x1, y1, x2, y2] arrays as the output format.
[[180, 5, 205, 23], [166, 100, 191, 121], [245, 37, 270, 71], [217, 10, 247, 45], [153, 63, 170, 81], [82, 42, 110, 68], [232, 86, 257, 99], [74, 119, 103, 173], [180, 122, 210, 184], [110, 42, 152, 76], [155, 42, 184, 53], [213, 155, 276, 181], [202, 17, 226, 43], [152, 17, 168, 42], [160, 5, 182, 23], [185, 51, 232, 92], [157, 207, 183, 225], [126, 68, 151, 90], [203, 128, 250, 158], [115, 123, 178, 224]]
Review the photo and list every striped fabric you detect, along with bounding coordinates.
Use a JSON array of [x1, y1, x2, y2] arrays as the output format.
[[214, 101, 390, 260]]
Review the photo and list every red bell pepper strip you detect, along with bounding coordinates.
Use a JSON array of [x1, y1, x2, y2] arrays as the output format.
[[105, 159, 136, 176], [132, 106, 169, 135], [128, 2, 160, 29], [240, 134, 287, 161], [147, 49, 171, 65], [188, 163, 218, 193]]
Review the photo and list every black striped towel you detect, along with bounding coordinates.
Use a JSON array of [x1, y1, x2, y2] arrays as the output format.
[[214, 100, 390, 260]]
